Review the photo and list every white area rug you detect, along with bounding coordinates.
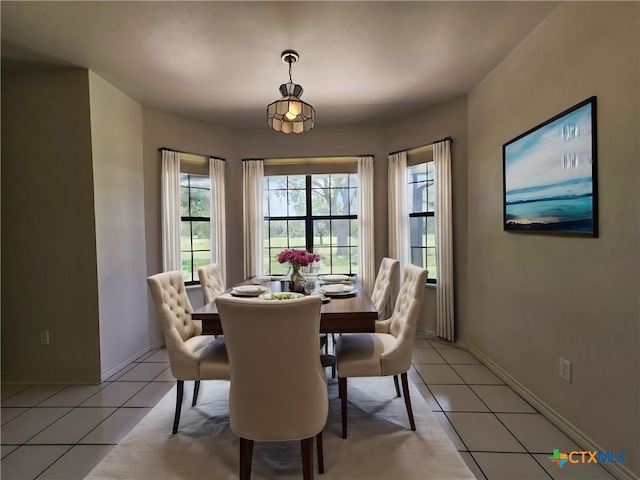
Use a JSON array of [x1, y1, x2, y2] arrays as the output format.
[[85, 377, 474, 480]]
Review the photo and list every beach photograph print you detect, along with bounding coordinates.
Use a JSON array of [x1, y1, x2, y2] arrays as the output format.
[[503, 97, 598, 236]]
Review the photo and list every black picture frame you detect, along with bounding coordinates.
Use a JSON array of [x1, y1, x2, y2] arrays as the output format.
[[503, 96, 598, 237]]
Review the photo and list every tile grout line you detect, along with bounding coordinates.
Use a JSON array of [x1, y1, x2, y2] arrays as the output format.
[[413, 352, 544, 480], [0, 349, 170, 478], [4, 346, 574, 480], [417, 351, 574, 480], [410, 359, 491, 480]]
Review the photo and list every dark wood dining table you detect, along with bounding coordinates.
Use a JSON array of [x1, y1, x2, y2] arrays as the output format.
[[191, 278, 378, 334]]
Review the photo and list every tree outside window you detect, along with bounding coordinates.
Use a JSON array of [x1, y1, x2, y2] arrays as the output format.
[[408, 162, 437, 282], [263, 174, 358, 275], [180, 173, 211, 284]]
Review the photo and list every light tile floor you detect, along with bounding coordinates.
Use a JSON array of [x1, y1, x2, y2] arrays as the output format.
[[1, 340, 617, 479], [410, 338, 616, 480]]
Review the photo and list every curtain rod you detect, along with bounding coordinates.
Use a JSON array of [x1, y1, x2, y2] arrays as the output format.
[[242, 154, 374, 162], [388, 136, 452, 156], [158, 147, 225, 161]]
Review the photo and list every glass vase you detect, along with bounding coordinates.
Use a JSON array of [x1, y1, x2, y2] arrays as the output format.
[[289, 264, 306, 293]]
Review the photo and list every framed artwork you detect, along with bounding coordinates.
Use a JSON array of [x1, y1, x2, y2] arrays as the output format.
[[503, 96, 598, 236]]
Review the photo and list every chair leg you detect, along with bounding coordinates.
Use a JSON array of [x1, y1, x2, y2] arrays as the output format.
[[400, 372, 416, 431], [173, 380, 184, 434], [239, 437, 254, 480], [339, 376, 348, 439], [393, 374, 401, 397], [320, 335, 327, 353], [320, 354, 336, 380], [316, 431, 324, 474], [301, 437, 314, 480], [192, 380, 200, 407]]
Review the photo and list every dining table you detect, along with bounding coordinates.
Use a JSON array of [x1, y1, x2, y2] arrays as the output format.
[[191, 277, 378, 335]]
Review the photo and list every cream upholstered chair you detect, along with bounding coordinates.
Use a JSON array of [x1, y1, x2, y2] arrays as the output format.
[[335, 263, 427, 439], [216, 295, 328, 480], [197, 263, 225, 304], [370, 257, 400, 320], [325, 258, 399, 354], [147, 271, 229, 434]]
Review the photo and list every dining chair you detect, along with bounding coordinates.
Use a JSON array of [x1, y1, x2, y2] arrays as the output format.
[[197, 263, 225, 304], [324, 258, 399, 356], [370, 257, 400, 320], [335, 263, 428, 439], [216, 295, 328, 480], [147, 271, 229, 434]]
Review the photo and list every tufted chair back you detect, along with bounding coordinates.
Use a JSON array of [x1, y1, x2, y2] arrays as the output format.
[[217, 295, 327, 441], [147, 270, 229, 434], [217, 295, 327, 478], [147, 271, 204, 376], [376, 264, 427, 376], [370, 257, 400, 320], [197, 263, 225, 304]]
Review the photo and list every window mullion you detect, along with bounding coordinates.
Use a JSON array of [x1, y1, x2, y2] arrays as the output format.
[[181, 173, 212, 285], [188, 177, 193, 282], [305, 175, 313, 251]]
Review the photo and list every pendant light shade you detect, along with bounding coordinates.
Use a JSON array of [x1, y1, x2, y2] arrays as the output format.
[[267, 50, 316, 134]]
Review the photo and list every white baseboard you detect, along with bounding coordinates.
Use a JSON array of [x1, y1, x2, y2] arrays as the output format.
[[0, 372, 101, 385], [100, 341, 165, 382], [2, 342, 167, 386], [416, 329, 436, 338], [1, 342, 167, 385], [417, 329, 468, 350], [467, 344, 637, 480]]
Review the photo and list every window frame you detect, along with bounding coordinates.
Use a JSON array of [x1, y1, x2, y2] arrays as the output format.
[[408, 161, 437, 284], [263, 173, 358, 276], [180, 173, 211, 285]]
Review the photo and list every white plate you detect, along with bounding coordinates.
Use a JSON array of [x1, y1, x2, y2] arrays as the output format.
[[251, 275, 272, 285], [307, 293, 330, 303], [320, 274, 350, 283], [231, 285, 266, 297], [259, 292, 305, 300], [320, 285, 355, 296]]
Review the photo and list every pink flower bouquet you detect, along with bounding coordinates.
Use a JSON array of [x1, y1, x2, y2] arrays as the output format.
[[277, 248, 320, 282]]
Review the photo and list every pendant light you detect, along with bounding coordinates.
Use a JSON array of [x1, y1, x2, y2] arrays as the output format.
[[267, 50, 316, 134]]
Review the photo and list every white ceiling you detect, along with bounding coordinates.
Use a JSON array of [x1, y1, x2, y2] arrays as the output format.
[[1, 1, 558, 129]]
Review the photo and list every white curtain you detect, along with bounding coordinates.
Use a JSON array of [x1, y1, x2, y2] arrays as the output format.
[[243, 159, 264, 278], [388, 151, 410, 304], [357, 155, 375, 295], [161, 149, 181, 272], [388, 151, 410, 267], [434, 140, 455, 341], [209, 157, 227, 285]]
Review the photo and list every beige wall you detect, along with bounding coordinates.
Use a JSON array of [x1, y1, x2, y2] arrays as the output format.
[[385, 96, 468, 336], [142, 109, 466, 335], [231, 124, 443, 334], [142, 108, 233, 345], [4, 5, 637, 473], [89, 72, 148, 377], [1, 67, 101, 383], [231, 124, 388, 285], [467, 2, 639, 476]]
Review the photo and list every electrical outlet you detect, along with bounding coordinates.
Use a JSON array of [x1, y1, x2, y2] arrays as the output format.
[[559, 357, 571, 383], [40, 330, 50, 345]]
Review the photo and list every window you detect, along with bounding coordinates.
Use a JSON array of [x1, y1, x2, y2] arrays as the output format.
[[408, 162, 437, 282], [263, 173, 358, 275], [180, 173, 210, 284]]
